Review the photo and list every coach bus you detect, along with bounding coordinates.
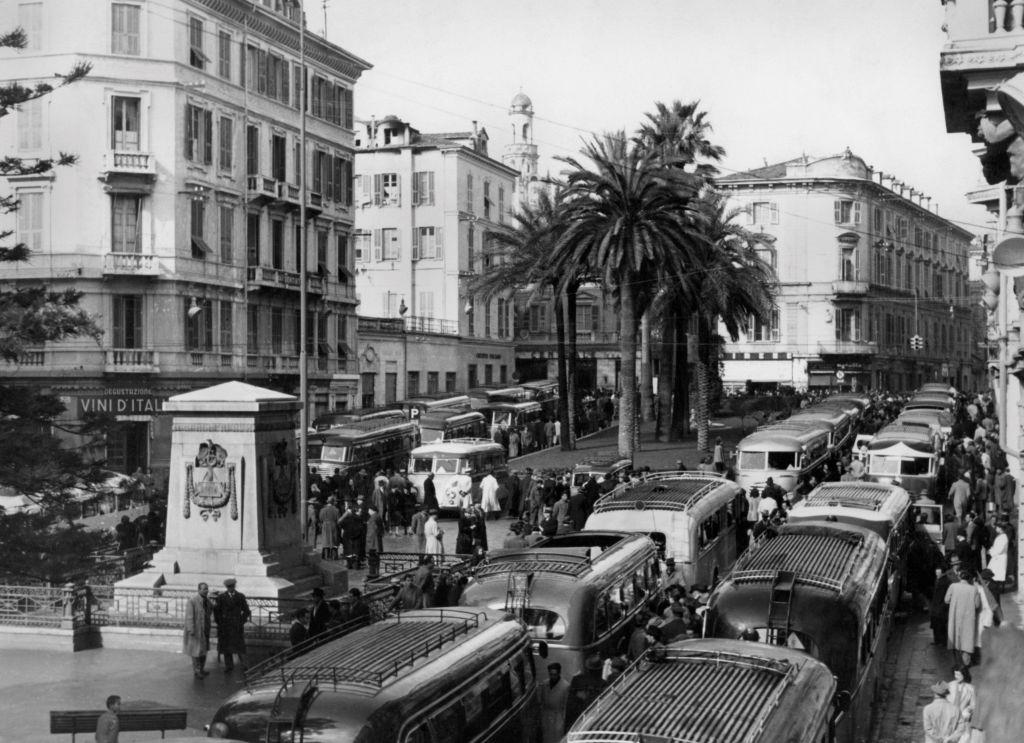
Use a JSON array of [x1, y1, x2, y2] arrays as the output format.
[[584, 472, 741, 588], [207, 609, 538, 743], [864, 424, 939, 500], [564, 639, 838, 743], [306, 418, 420, 481], [416, 408, 488, 442], [407, 438, 508, 510], [478, 400, 545, 434], [734, 422, 832, 494], [705, 521, 893, 743], [785, 406, 856, 451], [459, 531, 662, 679]]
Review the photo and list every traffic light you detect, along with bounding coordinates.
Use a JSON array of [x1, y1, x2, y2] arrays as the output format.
[[909, 335, 924, 350]]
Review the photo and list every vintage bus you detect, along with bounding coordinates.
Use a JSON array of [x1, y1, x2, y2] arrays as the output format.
[[312, 407, 406, 431], [569, 455, 633, 496], [207, 609, 538, 743], [459, 531, 662, 679], [787, 481, 912, 598], [407, 439, 508, 510], [416, 409, 487, 442], [918, 383, 955, 396], [469, 386, 530, 408], [564, 639, 838, 743], [478, 400, 545, 434], [400, 394, 472, 419], [306, 419, 421, 480], [896, 407, 953, 436], [705, 521, 893, 743], [905, 393, 955, 411], [786, 406, 856, 451], [734, 423, 832, 494], [864, 424, 938, 500], [584, 472, 740, 588], [825, 393, 872, 415]]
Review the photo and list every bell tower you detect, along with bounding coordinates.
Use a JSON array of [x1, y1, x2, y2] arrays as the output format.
[[503, 90, 540, 208]]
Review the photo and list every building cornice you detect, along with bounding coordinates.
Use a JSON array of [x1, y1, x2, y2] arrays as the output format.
[[191, 0, 372, 81]]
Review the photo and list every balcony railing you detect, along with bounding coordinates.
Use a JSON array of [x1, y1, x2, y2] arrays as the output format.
[[358, 316, 405, 334], [247, 265, 302, 291], [3, 349, 45, 366], [102, 151, 156, 182], [832, 280, 870, 296], [942, 1, 1024, 46], [102, 253, 161, 277], [403, 315, 459, 336], [818, 339, 878, 356], [247, 175, 278, 204], [104, 348, 157, 373]]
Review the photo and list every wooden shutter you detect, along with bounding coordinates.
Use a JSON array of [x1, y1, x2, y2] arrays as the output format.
[[113, 297, 126, 347], [412, 228, 421, 260], [392, 229, 400, 260], [427, 172, 435, 205], [361, 172, 371, 205], [853, 202, 861, 224], [185, 106, 194, 161], [373, 174, 382, 206], [132, 296, 143, 348], [203, 110, 213, 164], [834, 200, 841, 223], [412, 172, 420, 206], [373, 229, 382, 261], [435, 227, 443, 257], [394, 175, 401, 207]]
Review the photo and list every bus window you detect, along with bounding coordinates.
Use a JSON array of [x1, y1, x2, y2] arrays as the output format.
[[901, 457, 931, 476], [465, 670, 512, 738], [607, 589, 624, 624], [738, 451, 767, 470], [767, 451, 796, 469], [594, 595, 610, 637], [633, 569, 647, 601], [509, 657, 524, 697], [432, 458, 460, 474], [870, 456, 900, 477], [411, 457, 433, 474], [520, 608, 566, 640], [620, 578, 635, 612], [428, 704, 464, 743]]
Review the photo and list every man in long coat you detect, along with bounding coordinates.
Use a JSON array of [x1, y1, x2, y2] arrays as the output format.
[[945, 570, 981, 668], [365, 504, 385, 577], [214, 578, 251, 672], [184, 582, 212, 678], [539, 663, 570, 743], [338, 502, 363, 569], [319, 497, 341, 560]]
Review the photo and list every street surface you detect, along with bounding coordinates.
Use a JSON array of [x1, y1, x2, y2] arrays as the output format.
[[2, 419, 1021, 742]]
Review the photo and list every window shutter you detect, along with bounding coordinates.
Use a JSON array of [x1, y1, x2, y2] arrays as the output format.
[[373, 174, 382, 206], [185, 106, 194, 161], [770, 203, 779, 224], [412, 227, 421, 260], [435, 227, 443, 257], [834, 200, 841, 224], [133, 297, 143, 347], [361, 173, 371, 205], [113, 298, 125, 347], [394, 175, 401, 207], [412, 172, 420, 206], [592, 305, 600, 334], [373, 229, 382, 261], [427, 172, 435, 205], [393, 229, 400, 260], [203, 110, 213, 164], [853, 202, 861, 224]]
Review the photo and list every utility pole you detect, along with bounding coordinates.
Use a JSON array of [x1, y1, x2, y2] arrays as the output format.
[[298, 0, 309, 545]]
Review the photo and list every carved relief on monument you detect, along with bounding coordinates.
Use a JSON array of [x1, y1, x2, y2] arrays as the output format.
[[262, 438, 296, 519], [183, 439, 238, 521]]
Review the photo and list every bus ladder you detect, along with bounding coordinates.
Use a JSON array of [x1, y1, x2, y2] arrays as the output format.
[[767, 570, 796, 637], [505, 572, 533, 616]]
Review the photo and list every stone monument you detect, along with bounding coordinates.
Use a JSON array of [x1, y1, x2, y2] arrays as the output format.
[[116, 381, 322, 598]]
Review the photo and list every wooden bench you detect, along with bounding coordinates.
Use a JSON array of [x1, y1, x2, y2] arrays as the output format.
[[50, 707, 188, 742]]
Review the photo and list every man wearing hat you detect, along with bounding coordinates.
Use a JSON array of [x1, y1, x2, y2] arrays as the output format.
[[539, 662, 570, 743], [922, 680, 959, 743], [183, 582, 212, 678], [659, 603, 690, 642], [564, 655, 607, 730], [214, 578, 251, 672], [929, 558, 959, 646], [949, 472, 972, 523]]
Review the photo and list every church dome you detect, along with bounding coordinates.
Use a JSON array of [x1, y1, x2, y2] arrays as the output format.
[[510, 91, 532, 110]]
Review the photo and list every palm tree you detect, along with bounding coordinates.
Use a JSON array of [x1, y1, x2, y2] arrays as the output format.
[[470, 189, 582, 450], [692, 194, 777, 452], [555, 133, 706, 460], [637, 101, 726, 438]]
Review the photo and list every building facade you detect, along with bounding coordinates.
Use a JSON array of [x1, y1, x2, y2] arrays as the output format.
[[0, 0, 369, 478], [719, 151, 977, 392], [352, 116, 518, 402]]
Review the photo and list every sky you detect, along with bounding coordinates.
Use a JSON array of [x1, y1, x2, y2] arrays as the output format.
[[326, 0, 989, 233]]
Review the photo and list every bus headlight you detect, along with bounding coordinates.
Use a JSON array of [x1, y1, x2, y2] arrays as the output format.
[[208, 722, 230, 738]]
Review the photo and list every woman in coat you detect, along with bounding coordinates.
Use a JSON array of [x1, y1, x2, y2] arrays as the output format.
[[318, 497, 341, 560], [945, 570, 981, 668], [987, 522, 1009, 601]]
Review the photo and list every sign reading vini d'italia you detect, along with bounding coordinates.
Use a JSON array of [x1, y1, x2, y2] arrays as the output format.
[[77, 389, 168, 416]]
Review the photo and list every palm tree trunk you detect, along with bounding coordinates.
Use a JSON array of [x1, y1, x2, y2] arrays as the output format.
[[695, 313, 712, 453], [618, 281, 639, 460], [554, 290, 572, 453], [671, 305, 691, 440], [639, 312, 654, 422], [656, 305, 675, 441], [564, 282, 579, 450]]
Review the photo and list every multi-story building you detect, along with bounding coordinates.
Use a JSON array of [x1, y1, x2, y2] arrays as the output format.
[[718, 150, 977, 392], [352, 115, 518, 403], [0, 0, 369, 478]]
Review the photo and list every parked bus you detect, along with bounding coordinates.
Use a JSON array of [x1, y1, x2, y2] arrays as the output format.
[[416, 408, 487, 442], [400, 394, 472, 419], [312, 407, 405, 431], [569, 455, 633, 496], [785, 406, 856, 451], [896, 407, 953, 436], [787, 481, 912, 597], [306, 418, 421, 480], [469, 386, 529, 408], [407, 439, 508, 510], [207, 609, 538, 743], [734, 423, 832, 494], [564, 639, 838, 743], [584, 472, 740, 588], [478, 400, 545, 434], [705, 521, 893, 743], [905, 393, 955, 411], [459, 531, 662, 679], [864, 424, 938, 500], [520, 379, 560, 402], [918, 383, 956, 396]]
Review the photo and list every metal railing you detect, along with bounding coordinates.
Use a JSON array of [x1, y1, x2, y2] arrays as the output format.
[[103, 253, 160, 275], [404, 316, 459, 336]]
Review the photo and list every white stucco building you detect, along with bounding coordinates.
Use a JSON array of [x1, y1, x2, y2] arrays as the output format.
[[0, 0, 369, 478], [719, 150, 978, 393]]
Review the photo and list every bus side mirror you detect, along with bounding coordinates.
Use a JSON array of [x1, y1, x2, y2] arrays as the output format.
[[536, 641, 549, 659], [834, 689, 851, 714]]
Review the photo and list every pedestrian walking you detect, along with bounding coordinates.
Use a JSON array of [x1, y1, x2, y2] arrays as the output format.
[[422, 472, 439, 512], [424, 509, 444, 557], [564, 655, 607, 730], [480, 468, 501, 520], [289, 608, 309, 647], [987, 522, 1009, 604], [365, 504, 385, 577], [712, 437, 725, 473], [922, 680, 959, 743], [94, 694, 121, 743], [539, 663, 570, 743], [214, 578, 251, 672], [308, 587, 330, 638], [319, 496, 341, 560], [945, 570, 981, 668], [183, 582, 212, 678], [411, 505, 429, 553]]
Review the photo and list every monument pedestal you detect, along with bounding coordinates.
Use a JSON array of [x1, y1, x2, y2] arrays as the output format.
[[116, 382, 335, 600]]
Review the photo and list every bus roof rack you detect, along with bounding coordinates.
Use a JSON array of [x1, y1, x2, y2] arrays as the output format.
[[801, 483, 894, 511], [594, 473, 728, 513], [475, 550, 594, 578], [312, 417, 416, 437], [729, 530, 864, 594]]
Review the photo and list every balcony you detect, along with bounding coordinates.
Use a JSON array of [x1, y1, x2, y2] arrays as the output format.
[[831, 280, 870, 296], [104, 348, 158, 373], [307, 272, 326, 295], [100, 151, 156, 187], [247, 265, 302, 292], [358, 316, 404, 334], [3, 349, 46, 367], [277, 181, 301, 210], [306, 191, 323, 217], [247, 175, 278, 206], [817, 339, 878, 357], [102, 253, 161, 278]]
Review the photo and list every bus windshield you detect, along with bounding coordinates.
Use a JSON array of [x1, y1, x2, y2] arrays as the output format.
[[520, 608, 566, 640], [433, 458, 463, 474], [308, 443, 348, 462], [768, 451, 798, 469], [869, 455, 901, 477], [411, 457, 433, 473], [901, 457, 932, 476], [492, 412, 513, 428], [738, 451, 766, 470]]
